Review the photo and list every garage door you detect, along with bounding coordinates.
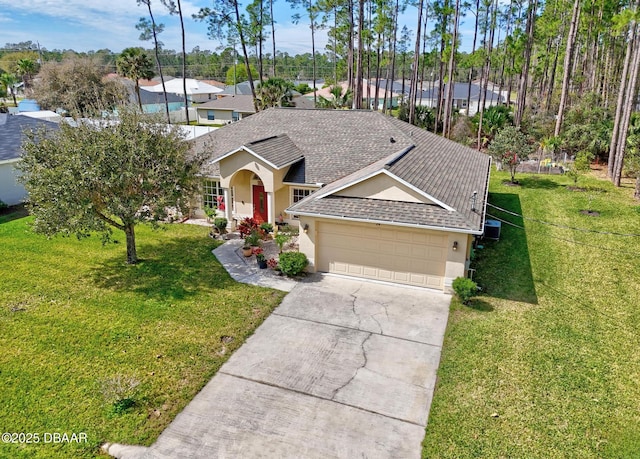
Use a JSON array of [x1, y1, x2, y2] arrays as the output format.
[[317, 221, 448, 289]]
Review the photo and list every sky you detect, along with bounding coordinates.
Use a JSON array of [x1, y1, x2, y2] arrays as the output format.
[[0, 1, 476, 56]]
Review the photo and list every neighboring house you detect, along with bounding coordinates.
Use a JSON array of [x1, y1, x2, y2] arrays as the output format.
[[218, 81, 255, 97], [200, 79, 226, 89], [308, 81, 400, 109], [146, 78, 223, 103], [0, 113, 57, 206], [137, 88, 185, 113], [195, 95, 256, 125], [18, 110, 62, 123], [193, 108, 491, 292], [17, 99, 40, 112], [375, 80, 505, 115]]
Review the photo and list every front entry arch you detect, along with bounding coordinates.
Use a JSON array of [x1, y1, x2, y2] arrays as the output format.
[[252, 185, 268, 223]]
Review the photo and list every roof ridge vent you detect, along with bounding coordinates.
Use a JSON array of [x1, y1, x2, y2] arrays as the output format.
[[384, 145, 415, 168], [247, 134, 282, 145]]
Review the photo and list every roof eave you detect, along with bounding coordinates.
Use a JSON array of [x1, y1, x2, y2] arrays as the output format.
[[285, 208, 482, 235]]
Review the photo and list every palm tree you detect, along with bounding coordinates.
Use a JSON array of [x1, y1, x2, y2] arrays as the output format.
[[316, 85, 353, 109], [255, 77, 294, 109], [116, 48, 155, 111], [0, 73, 19, 106], [16, 58, 37, 89]]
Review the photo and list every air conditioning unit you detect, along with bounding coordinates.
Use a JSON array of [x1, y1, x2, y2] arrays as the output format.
[[484, 219, 501, 240]]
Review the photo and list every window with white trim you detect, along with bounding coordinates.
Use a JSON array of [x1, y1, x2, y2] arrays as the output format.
[[203, 179, 223, 209], [292, 188, 312, 203], [207, 110, 215, 121]]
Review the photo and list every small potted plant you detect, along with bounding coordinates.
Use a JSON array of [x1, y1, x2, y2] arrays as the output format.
[[245, 230, 261, 247], [242, 245, 253, 257], [253, 247, 267, 269]]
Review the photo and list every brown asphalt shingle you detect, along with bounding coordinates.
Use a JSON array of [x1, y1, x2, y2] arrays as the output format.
[[244, 135, 304, 168], [194, 108, 491, 232]]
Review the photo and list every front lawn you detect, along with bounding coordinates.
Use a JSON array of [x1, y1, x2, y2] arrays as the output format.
[[0, 215, 285, 458], [423, 171, 640, 457]]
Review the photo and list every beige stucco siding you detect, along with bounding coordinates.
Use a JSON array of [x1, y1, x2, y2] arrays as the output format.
[[196, 109, 232, 126], [334, 173, 432, 204]]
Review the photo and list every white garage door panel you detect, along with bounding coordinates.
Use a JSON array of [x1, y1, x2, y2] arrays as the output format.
[[318, 221, 447, 289]]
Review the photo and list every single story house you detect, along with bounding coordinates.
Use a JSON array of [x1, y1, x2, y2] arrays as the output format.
[[195, 95, 256, 125], [0, 113, 58, 206], [193, 108, 491, 292], [375, 80, 505, 116], [418, 83, 505, 115], [307, 81, 400, 109], [137, 88, 185, 113], [146, 78, 223, 103]]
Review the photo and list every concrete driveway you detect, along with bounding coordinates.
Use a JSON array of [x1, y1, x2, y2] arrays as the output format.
[[109, 275, 451, 459]]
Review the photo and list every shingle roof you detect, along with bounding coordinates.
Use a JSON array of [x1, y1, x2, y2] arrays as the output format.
[[220, 81, 255, 96], [196, 108, 414, 182], [0, 113, 58, 161], [289, 196, 473, 231], [197, 95, 256, 113], [194, 108, 491, 232], [384, 117, 491, 230], [243, 134, 304, 168]]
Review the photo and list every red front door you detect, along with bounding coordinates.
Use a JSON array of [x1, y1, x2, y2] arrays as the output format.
[[252, 185, 268, 223]]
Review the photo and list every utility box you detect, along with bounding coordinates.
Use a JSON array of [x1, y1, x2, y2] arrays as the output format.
[[484, 219, 501, 240]]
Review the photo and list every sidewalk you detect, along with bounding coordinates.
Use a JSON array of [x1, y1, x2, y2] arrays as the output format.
[[212, 239, 298, 292]]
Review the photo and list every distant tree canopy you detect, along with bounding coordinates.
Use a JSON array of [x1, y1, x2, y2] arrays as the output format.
[[225, 64, 259, 86], [19, 109, 204, 264], [32, 57, 128, 117]]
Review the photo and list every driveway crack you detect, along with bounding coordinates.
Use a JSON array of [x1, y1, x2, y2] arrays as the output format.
[[349, 286, 363, 327], [331, 332, 372, 400]]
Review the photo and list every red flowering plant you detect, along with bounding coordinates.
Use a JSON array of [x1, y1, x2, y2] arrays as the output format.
[[252, 247, 266, 262], [238, 217, 260, 238], [267, 258, 278, 269]]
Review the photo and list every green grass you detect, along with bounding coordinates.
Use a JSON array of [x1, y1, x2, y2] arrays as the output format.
[[423, 171, 640, 458], [0, 215, 285, 458]]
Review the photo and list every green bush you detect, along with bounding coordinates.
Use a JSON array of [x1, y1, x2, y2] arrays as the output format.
[[274, 233, 290, 253], [452, 277, 478, 305], [278, 252, 308, 277], [0, 199, 7, 210], [213, 217, 228, 233], [245, 230, 261, 247], [203, 205, 216, 220], [260, 222, 273, 233]]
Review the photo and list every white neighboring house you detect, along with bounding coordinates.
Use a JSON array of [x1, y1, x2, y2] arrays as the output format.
[[0, 113, 58, 206], [146, 78, 224, 104], [17, 110, 63, 123]]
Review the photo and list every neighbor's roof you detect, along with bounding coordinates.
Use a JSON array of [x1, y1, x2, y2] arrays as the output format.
[[219, 81, 255, 96], [137, 88, 184, 104], [194, 108, 491, 232], [147, 78, 224, 95], [197, 95, 256, 113], [0, 113, 59, 162]]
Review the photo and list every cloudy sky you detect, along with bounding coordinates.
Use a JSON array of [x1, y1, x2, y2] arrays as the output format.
[[0, 1, 475, 55]]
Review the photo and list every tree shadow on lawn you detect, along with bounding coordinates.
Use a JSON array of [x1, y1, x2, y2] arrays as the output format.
[[465, 298, 494, 312], [0, 204, 29, 224], [87, 236, 236, 299], [476, 193, 538, 304], [517, 175, 562, 190]]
